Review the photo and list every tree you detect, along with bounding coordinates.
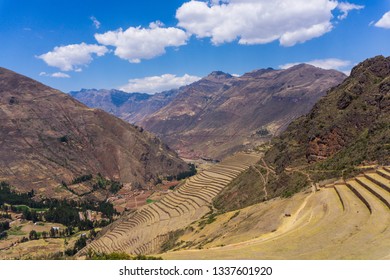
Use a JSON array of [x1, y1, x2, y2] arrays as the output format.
[[73, 235, 87, 252], [49, 227, 56, 238], [29, 230, 38, 240], [0, 231, 7, 240]]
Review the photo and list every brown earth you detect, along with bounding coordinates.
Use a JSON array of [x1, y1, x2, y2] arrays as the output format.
[[140, 66, 346, 159], [265, 56, 390, 177], [0, 67, 188, 197]]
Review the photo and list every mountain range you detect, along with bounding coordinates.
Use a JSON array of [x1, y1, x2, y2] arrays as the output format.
[[71, 65, 346, 159]]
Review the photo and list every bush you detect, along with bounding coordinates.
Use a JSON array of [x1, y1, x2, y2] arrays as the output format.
[[0, 231, 7, 240]]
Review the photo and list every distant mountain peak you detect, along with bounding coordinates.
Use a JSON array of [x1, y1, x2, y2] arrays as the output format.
[[241, 68, 275, 78], [206, 71, 233, 79]]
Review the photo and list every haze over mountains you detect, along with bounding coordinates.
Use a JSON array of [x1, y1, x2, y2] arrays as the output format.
[[69, 88, 180, 124], [0, 67, 188, 197], [71, 64, 346, 159]]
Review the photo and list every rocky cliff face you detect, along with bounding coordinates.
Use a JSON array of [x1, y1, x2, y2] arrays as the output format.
[[0, 67, 188, 196], [265, 55, 390, 174], [140, 65, 346, 159]]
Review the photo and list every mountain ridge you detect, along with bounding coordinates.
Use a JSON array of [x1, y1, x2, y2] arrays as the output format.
[[71, 65, 346, 159], [140, 64, 347, 159], [0, 67, 188, 198]]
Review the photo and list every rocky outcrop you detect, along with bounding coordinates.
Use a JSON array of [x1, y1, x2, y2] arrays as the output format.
[[265, 55, 390, 173]]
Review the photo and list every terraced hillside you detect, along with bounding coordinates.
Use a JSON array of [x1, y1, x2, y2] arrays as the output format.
[[161, 167, 390, 259], [78, 152, 261, 256]]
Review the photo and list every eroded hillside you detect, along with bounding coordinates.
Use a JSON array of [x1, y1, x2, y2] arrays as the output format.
[[140, 66, 346, 159], [0, 67, 188, 197]]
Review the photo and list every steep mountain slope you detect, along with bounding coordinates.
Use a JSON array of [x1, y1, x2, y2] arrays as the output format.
[[140, 66, 346, 159], [0, 67, 188, 196], [265, 56, 390, 176], [69, 88, 180, 124], [216, 56, 390, 212]]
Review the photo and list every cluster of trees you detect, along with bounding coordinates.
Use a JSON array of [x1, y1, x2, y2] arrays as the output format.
[[0, 182, 38, 208], [1, 181, 116, 230], [166, 163, 197, 181], [92, 174, 123, 194], [20, 202, 113, 229], [255, 127, 270, 136], [0, 221, 10, 239], [28, 226, 76, 241], [0, 221, 10, 232], [62, 173, 123, 195], [71, 174, 93, 185], [65, 229, 98, 256]]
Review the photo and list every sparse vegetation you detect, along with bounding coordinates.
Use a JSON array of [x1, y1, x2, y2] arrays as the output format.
[[167, 163, 197, 181], [255, 127, 270, 137], [71, 174, 93, 185], [213, 164, 270, 212], [88, 252, 162, 260], [198, 213, 217, 229], [160, 229, 186, 253]]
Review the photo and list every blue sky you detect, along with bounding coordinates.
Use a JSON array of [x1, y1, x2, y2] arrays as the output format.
[[1, 0, 390, 93]]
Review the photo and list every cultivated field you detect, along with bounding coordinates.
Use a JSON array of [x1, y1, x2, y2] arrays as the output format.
[[79, 152, 261, 256], [160, 167, 390, 259]]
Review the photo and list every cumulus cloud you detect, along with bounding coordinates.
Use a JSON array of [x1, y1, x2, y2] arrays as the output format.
[[337, 2, 364, 20], [39, 72, 71, 78], [176, 0, 363, 46], [375, 11, 390, 29], [119, 74, 201, 94], [279, 58, 352, 75], [95, 22, 189, 63], [90, 16, 101, 29], [37, 43, 108, 71]]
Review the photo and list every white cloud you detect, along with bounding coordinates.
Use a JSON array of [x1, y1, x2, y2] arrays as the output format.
[[95, 22, 189, 63], [51, 72, 71, 78], [279, 58, 352, 74], [375, 11, 390, 29], [37, 43, 108, 71], [119, 74, 201, 94], [90, 16, 101, 29], [176, 0, 363, 47], [39, 72, 71, 78], [337, 2, 364, 20]]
